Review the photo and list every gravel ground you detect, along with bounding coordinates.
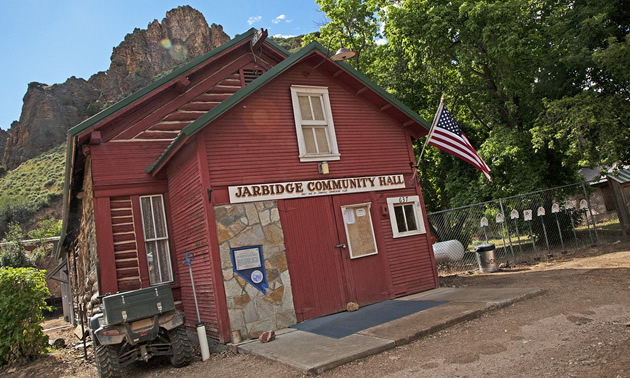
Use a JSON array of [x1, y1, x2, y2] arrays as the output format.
[[4, 243, 629, 377]]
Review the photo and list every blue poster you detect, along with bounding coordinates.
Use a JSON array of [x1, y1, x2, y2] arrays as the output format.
[[230, 245, 268, 294]]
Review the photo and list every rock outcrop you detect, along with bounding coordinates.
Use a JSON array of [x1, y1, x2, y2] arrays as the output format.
[[2, 6, 230, 170], [0, 128, 8, 164]]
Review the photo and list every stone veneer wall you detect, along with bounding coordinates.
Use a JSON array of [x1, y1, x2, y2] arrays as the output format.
[[214, 201, 296, 340], [72, 157, 100, 316]]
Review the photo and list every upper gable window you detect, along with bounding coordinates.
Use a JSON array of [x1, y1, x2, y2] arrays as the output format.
[[290, 86, 340, 162]]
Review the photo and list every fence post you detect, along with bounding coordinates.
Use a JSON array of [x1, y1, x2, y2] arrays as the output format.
[[581, 182, 600, 244], [499, 198, 516, 264]]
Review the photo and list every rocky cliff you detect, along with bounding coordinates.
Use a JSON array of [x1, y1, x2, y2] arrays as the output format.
[[2, 6, 230, 170]]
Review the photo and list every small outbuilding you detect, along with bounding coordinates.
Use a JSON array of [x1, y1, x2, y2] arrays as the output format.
[[58, 29, 439, 343]]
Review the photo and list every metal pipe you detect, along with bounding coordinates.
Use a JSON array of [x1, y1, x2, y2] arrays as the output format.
[[527, 220, 536, 253], [581, 182, 600, 244], [540, 214, 550, 253], [569, 208, 579, 249], [183, 252, 210, 361], [554, 212, 565, 252], [499, 200, 516, 264]]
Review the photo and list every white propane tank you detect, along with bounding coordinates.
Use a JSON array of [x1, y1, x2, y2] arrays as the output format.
[[432, 240, 465, 264]]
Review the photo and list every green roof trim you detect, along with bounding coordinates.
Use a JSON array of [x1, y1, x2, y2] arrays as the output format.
[[146, 41, 430, 174], [69, 28, 288, 138]]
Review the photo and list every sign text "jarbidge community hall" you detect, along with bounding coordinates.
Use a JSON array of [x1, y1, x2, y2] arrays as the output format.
[[228, 174, 406, 203]]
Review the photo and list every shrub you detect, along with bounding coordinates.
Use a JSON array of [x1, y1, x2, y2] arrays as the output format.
[[0, 267, 50, 365], [0, 223, 33, 268]]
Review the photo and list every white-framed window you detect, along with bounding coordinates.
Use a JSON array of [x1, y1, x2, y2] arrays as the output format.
[[290, 85, 340, 162], [387, 196, 426, 238], [139, 195, 174, 284]]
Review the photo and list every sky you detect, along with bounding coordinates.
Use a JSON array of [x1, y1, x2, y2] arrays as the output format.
[[0, 0, 328, 130]]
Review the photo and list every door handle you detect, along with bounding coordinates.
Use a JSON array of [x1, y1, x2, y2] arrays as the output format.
[[335, 244, 347, 249]]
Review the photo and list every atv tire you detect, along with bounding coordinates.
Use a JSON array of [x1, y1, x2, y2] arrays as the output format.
[[169, 326, 192, 367], [95, 344, 122, 378]]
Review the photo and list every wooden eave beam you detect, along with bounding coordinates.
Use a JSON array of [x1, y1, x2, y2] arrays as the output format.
[[174, 77, 191, 93], [356, 86, 369, 95], [89, 131, 102, 145]]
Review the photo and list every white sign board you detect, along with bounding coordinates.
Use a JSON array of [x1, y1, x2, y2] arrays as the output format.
[[496, 213, 504, 223], [229, 174, 405, 203], [552, 203, 560, 213], [537, 207, 546, 216], [233, 248, 262, 270], [580, 199, 588, 210], [523, 209, 533, 221], [510, 209, 519, 220], [480, 217, 488, 227]]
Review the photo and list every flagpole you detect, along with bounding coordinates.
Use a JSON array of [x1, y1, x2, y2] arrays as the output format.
[[409, 96, 444, 186]]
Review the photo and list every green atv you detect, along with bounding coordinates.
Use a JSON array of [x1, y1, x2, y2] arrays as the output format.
[[90, 284, 192, 377]]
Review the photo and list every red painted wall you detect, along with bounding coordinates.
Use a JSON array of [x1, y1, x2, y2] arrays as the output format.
[[165, 142, 225, 339], [203, 63, 414, 186], [200, 60, 438, 303]]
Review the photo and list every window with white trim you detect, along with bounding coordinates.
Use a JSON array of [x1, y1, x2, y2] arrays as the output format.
[[387, 196, 426, 238], [290, 86, 340, 162], [139, 195, 174, 284]]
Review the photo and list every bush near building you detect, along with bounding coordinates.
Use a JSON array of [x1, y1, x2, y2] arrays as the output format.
[[0, 267, 50, 365]]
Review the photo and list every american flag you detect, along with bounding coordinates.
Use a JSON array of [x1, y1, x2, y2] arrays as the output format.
[[427, 106, 492, 182]]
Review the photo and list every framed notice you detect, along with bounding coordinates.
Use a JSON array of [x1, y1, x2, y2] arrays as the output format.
[[342, 203, 378, 259], [233, 247, 262, 270]]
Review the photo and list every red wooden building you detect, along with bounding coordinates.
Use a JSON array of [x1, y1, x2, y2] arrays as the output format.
[[58, 29, 439, 343]]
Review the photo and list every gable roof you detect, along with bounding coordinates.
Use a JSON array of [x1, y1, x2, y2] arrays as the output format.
[[146, 41, 431, 174], [68, 28, 290, 139], [56, 29, 289, 259]]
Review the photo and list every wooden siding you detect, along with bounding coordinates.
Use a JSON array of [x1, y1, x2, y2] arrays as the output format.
[[376, 188, 438, 296], [110, 196, 142, 292], [203, 61, 414, 187], [90, 142, 171, 190], [166, 143, 221, 338], [131, 73, 242, 142], [105, 44, 281, 144]]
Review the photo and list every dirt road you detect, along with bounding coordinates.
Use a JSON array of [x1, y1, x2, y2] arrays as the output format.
[[5, 244, 630, 377]]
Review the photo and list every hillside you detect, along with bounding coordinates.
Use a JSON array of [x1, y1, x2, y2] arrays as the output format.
[[0, 144, 65, 237]]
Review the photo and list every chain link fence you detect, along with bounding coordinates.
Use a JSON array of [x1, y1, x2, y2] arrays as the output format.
[[427, 181, 629, 275]]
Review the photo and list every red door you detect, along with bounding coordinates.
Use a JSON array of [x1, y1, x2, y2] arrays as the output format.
[[279, 197, 347, 322], [333, 193, 392, 306], [279, 194, 391, 323]]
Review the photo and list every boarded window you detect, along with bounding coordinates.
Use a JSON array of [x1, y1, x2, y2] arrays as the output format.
[[140, 195, 173, 284]]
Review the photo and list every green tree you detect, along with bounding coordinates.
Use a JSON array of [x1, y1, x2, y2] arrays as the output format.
[[313, 0, 629, 210], [304, 0, 382, 71]]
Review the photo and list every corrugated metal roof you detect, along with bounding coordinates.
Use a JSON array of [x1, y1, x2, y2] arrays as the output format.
[[608, 168, 630, 184]]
